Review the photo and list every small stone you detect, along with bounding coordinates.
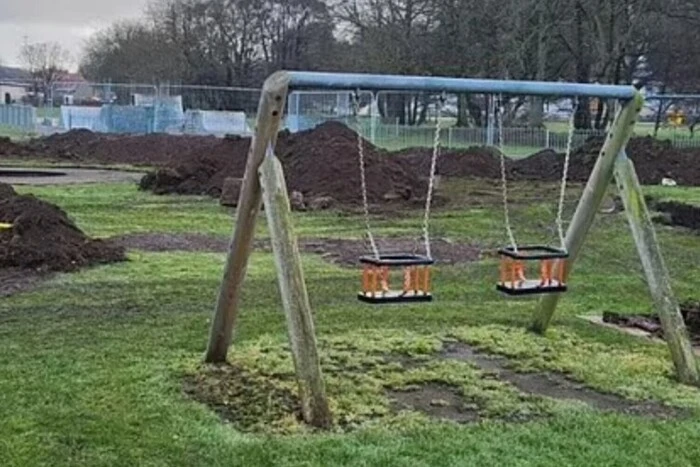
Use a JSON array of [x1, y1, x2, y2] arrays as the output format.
[[290, 191, 306, 211], [220, 177, 243, 207], [429, 398, 450, 407], [308, 196, 335, 211], [383, 191, 403, 201]]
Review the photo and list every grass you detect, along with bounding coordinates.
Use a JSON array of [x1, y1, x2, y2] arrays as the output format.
[[0, 125, 37, 141], [2, 180, 700, 466]]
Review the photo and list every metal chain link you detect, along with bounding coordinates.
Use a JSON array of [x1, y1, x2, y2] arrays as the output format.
[[497, 95, 518, 251], [353, 92, 380, 259], [422, 94, 444, 259], [556, 99, 579, 249]]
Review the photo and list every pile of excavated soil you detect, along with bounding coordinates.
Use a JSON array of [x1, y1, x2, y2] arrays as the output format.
[[0, 137, 32, 159], [0, 183, 125, 271], [512, 136, 700, 185], [2, 129, 251, 168], [142, 122, 427, 205], [395, 146, 503, 179], [396, 136, 700, 186]]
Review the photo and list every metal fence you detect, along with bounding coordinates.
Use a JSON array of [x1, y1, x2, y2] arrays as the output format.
[[365, 123, 605, 154], [44, 83, 259, 136], [0, 104, 36, 131], [4, 84, 700, 155]]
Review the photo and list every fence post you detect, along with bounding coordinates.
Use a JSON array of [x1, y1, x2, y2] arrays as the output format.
[[448, 127, 453, 148], [545, 129, 551, 148]]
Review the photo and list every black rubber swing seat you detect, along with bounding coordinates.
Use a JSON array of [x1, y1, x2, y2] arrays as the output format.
[[496, 245, 569, 296], [358, 254, 434, 304]]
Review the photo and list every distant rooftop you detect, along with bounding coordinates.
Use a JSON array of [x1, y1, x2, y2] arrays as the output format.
[[0, 66, 31, 83]]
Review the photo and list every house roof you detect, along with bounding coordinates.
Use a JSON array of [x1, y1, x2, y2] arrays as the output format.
[[0, 66, 31, 83], [53, 73, 89, 93]]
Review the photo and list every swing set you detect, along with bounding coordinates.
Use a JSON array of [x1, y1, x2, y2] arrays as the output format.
[[206, 72, 700, 428], [355, 93, 580, 301]]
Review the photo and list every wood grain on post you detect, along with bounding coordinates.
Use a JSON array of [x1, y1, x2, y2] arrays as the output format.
[[531, 93, 643, 333], [614, 153, 699, 385], [205, 72, 290, 363], [258, 152, 333, 428]]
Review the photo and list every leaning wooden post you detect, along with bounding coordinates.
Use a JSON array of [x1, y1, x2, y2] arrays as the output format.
[[530, 93, 643, 333], [205, 72, 290, 363], [613, 152, 700, 385], [258, 148, 333, 428]]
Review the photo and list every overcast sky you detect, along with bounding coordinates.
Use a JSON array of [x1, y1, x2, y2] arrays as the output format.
[[0, 0, 148, 70]]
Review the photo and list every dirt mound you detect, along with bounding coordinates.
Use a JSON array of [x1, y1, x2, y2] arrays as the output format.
[[0, 137, 32, 158], [396, 135, 700, 186], [142, 122, 426, 205], [396, 146, 502, 178], [2, 129, 249, 168], [278, 122, 424, 203], [0, 183, 125, 271], [511, 136, 700, 185]]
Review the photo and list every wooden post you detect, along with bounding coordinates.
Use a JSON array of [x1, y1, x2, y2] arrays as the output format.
[[205, 72, 290, 363], [258, 150, 333, 428], [531, 94, 643, 333], [614, 152, 700, 385]]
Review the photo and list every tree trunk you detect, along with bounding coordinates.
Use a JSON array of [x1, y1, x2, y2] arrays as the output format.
[[574, 1, 591, 129], [457, 94, 470, 127]]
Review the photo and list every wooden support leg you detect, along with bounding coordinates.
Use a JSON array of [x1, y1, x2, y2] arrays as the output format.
[[259, 151, 333, 428], [205, 72, 289, 363], [531, 93, 643, 333], [614, 151, 700, 385]]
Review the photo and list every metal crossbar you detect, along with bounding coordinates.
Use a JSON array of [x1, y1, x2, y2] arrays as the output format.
[[286, 72, 637, 99]]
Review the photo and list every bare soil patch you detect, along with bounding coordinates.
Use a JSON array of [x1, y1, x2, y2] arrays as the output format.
[[387, 383, 479, 423], [112, 233, 482, 267], [441, 341, 685, 419], [653, 200, 700, 231]]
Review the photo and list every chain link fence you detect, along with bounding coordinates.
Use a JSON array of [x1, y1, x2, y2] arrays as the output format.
[[3, 85, 700, 156]]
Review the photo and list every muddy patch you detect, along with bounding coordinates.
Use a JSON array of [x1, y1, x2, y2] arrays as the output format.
[[293, 237, 482, 267], [114, 233, 230, 253], [111, 233, 482, 266], [183, 363, 301, 432], [388, 383, 479, 423], [441, 341, 685, 419]]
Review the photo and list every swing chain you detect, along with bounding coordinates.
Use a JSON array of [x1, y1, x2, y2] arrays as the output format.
[[556, 98, 579, 249], [422, 92, 445, 259], [353, 91, 380, 259], [497, 95, 518, 251]]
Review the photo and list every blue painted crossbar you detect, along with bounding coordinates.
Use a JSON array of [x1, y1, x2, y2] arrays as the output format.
[[286, 71, 637, 99]]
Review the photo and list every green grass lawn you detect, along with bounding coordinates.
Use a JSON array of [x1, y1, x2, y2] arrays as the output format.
[[0, 125, 37, 141], [2, 180, 700, 466]]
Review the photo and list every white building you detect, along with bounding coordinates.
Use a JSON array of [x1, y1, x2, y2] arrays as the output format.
[[0, 83, 29, 104]]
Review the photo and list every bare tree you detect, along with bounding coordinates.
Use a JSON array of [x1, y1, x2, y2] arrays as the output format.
[[19, 41, 70, 104]]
